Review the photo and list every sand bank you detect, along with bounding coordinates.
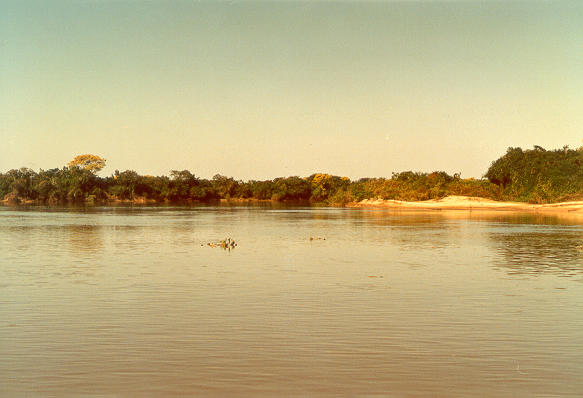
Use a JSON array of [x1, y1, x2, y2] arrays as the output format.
[[349, 195, 583, 213]]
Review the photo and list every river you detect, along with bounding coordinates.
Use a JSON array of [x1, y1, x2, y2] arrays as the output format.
[[1, 205, 582, 397]]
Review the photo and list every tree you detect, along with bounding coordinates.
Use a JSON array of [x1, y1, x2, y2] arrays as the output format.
[[308, 173, 350, 202], [110, 170, 140, 199], [67, 154, 106, 174], [170, 170, 196, 181], [485, 146, 583, 203], [272, 176, 311, 200], [212, 174, 238, 198], [168, 170, 200, 200]]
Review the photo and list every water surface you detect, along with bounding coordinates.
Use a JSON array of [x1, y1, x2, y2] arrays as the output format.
[[1, 205, 582, 397]]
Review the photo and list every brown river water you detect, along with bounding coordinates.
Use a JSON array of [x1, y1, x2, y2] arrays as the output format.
[[1, 205, 582, 397]]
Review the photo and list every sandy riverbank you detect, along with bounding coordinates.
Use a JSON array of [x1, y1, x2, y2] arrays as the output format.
[[349, 195, 583, 213]]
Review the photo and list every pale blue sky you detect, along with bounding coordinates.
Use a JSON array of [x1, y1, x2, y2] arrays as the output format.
[[1, 0, 582, 179]]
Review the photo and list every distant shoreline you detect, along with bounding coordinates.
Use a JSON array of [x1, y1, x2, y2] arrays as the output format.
[[5, 195, 583, 214], [0, 197, 299, 206], [348, 195, 583, 213], [6, 146, 583, 206]]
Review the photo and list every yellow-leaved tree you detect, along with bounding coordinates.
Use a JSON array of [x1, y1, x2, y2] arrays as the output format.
[[67, 154, 106, 174]]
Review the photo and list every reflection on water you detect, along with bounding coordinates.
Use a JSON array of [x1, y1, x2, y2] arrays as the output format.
[[490, 230, 583, 277], [67, 224, 104, 253], [1, 206, 582, 397]]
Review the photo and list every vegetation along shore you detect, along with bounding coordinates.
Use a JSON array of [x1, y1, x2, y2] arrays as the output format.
[[3, 146, 583, 208]]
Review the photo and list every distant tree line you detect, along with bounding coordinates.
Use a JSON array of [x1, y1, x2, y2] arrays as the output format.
[[485, 145, 583, 203], [2, 146, 583, 205]]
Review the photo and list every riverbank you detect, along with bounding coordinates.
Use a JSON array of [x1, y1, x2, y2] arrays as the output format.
[[6, 194, 583, 213], [0, 196, 295, 206], [348, 195, 583, 213]]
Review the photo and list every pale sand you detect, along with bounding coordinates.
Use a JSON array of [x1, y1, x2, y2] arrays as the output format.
[[349, 195, 583, 213]]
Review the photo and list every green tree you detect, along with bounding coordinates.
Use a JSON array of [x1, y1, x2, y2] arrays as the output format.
[[212, 174, 238, 199], [486, 146, 583, 203]]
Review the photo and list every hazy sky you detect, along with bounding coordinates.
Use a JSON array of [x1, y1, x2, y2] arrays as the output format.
[[1, 0, 582, 180]]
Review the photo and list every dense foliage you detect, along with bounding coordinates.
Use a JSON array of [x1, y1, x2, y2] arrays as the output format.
[[1, 146, 581, 205], [485, 146, 583, 203]]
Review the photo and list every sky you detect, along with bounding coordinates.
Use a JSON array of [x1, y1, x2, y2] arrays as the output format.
[[1, 0, 582, 180]]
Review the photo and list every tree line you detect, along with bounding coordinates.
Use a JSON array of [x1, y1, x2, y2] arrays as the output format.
[[2, 146, 583, 205]]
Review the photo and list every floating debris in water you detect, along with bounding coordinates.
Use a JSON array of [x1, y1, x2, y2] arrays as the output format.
[[309, 236, 326, 241], [220, 237, 236, 249], [206, 237, 237, 251]]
